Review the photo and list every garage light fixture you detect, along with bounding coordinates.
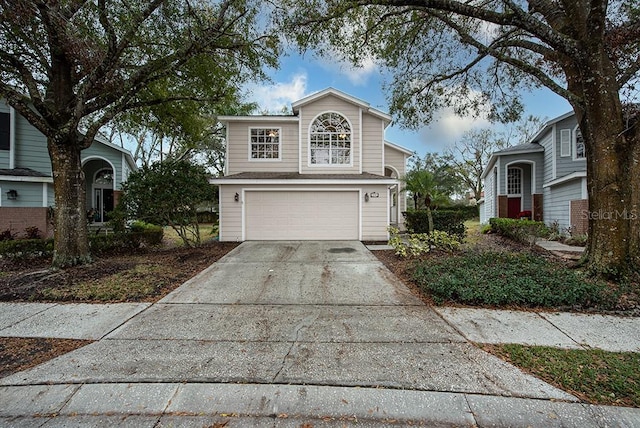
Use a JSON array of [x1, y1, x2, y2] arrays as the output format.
[[6, 189, 18, 200], [364, 192, 369, 202], [234, 192, 239, 202]]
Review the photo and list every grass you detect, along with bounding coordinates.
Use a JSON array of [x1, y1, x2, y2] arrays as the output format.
[[39, 264, 173, 301], [162, 223, 218, 247], [486, 344, 640, 407], [462, 219, 482, 248], [412, 250, 616, 309]]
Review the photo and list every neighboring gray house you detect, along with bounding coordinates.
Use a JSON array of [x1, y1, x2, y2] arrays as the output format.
[[478, 111, 588, 235], [0, 100, 136, 237], [211, 88, 413, 242]]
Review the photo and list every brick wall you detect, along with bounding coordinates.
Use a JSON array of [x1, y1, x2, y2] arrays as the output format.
[[0, 207, 52, 238], [570, 199, 589, 235]]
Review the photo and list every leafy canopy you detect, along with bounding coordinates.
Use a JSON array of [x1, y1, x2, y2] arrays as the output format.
[[119, 160, 216, 247]]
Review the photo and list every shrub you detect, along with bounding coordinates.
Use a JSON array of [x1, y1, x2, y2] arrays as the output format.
[[412, 251, 616, 308], [0, 238, 54, 258], [489, 218, 549, 245], [129, 221, 164, 246], [24, 226, 42, 240], [0, 229, 15, 241], [402, 209, 467, 240], [388, 226, 461, 258]]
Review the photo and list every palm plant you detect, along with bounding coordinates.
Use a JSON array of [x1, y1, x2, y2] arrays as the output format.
[[402, 169, 449, 233]]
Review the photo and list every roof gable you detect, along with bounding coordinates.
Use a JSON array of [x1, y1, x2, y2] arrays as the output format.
[[292, 88, 392, 126]]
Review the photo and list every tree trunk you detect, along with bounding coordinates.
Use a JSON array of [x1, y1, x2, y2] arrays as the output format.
[[567, 50, 639, 277], [48, 137, 91, 268]]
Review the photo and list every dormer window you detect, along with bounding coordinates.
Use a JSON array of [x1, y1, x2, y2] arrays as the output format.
[[574, 126, 586, 160], [250, 128, 280, 160], [0, 112, 9, 151], [310, 112, 351, 165]]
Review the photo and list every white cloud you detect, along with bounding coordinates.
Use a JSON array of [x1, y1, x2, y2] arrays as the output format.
[[249, 73, 308, 113], [417, 107, 492, 154]]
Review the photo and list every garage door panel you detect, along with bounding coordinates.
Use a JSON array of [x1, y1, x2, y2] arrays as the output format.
[[245, 191, 359, 240]]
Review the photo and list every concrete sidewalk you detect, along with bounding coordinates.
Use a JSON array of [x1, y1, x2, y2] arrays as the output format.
[[0, 241, 639, 427]]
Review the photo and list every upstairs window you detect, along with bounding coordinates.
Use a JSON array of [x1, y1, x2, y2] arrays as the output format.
[[574, 127, 586, 159], [507, 167, 522, 195], [250, 128, 280, 160], [0, 112, 9, 151], [310, 112, 351, 165]]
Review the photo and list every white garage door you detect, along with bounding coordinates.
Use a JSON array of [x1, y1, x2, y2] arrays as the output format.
[[245, 191, 359, 240]]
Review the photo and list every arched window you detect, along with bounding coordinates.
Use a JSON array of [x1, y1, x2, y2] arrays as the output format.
[[574, 127, 586, 159], [309, 112, 351, 165], [95, 168, 113, 185]]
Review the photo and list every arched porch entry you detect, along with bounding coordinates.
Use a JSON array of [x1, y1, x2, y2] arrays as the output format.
[[82, 158, 116, 224]]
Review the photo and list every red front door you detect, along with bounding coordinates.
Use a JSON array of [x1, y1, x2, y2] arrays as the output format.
[[507, 197, 521, 218]]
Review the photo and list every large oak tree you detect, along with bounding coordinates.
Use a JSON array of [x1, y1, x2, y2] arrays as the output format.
[[282, 0, 640, 277], [0, 0, 277, 267]]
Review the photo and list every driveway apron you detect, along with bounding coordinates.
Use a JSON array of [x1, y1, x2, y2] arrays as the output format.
[[0, 241, 573, 400]]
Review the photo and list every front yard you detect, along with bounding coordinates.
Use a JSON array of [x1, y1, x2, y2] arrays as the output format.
[[1, 223, 639, 407]]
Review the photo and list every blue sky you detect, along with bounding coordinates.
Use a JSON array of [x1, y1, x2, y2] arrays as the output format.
[[246, 51, 573, 158]]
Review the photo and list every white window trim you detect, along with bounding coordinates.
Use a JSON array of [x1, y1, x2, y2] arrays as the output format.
[[307, 111, 354, 167], [506, 166, 523, 197], [573, 125, 586, 161], [248, 127, 282, 162], [560, 129, 571, 157]]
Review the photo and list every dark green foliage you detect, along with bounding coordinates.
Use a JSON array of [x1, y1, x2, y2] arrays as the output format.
[[0, 239, 54, 258], [403, 209, 467, 239], [413, 251, 615, 308], [489, 218, 549, 244], [129, 221, 164, 246], [120, 160, 215, 247]]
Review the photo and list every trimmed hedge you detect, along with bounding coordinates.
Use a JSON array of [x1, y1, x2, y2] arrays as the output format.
[[489, 217, 550, 244], [0, 228, 164, 259], [403, 209, 467, 239]]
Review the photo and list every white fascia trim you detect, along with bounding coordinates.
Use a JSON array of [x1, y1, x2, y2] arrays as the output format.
[[217, 115, 299, 122], [0, 175, 53, 183], [211, 178, 399, 186], [543, 171, 586, 188]]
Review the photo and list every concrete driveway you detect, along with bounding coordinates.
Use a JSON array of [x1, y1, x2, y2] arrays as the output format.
[[1, 241, 587, 425]]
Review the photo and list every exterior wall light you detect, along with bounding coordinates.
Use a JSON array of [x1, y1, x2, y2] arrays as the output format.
[[364, 192, 369, 202], [6, 190, 18, 200], [234, 192, 239, 202]]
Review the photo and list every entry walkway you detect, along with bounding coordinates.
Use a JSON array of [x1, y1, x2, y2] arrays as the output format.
[[0, 241, 638, 426]]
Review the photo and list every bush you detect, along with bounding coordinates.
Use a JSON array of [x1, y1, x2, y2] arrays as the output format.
[[24, 226, 42, 240], [413, 251, 616, 308], [388, 226, 461, 258], [489, 218, 549, 245], [0, 239, 54, 258], [402, 209, 467, 240], [0, 229, 15, 241], [129, 221, 164, 246]]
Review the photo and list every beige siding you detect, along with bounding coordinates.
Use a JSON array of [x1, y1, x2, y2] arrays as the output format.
[[226, 121, 299, 175], [361, 184, 390, 240], [299, 95, 361, 174], [361, 113, 384, 174], [384, 145, 408, 178], [218, 184, 244, 241]]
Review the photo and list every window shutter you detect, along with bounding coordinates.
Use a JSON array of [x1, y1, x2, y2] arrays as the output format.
[[0, 112, 9, 151], [560, 129, 571, 157]]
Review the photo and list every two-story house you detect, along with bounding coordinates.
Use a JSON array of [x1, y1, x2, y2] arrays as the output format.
[[0, 100, 136, 237], [212, 88, 413, 242], [478, 111, 588, 235]]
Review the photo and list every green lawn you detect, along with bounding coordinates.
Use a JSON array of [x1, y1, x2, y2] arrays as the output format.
[[486, 344, 640, 407]]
